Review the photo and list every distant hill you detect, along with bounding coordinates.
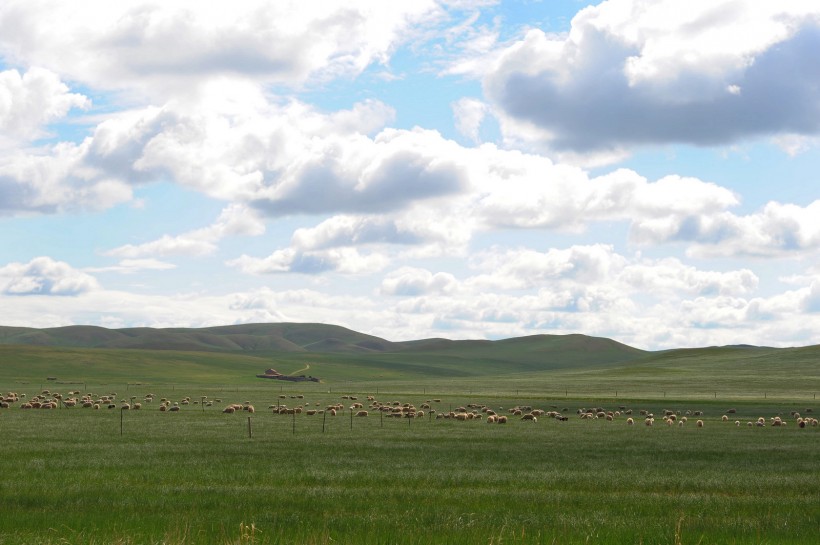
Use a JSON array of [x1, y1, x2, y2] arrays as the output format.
[[0, 322, 646, 368], [1, 323, 818, 391]]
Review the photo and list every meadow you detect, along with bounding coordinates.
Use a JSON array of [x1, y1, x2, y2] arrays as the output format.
[[1, 339, 819, 544], [1, 384, 818, 545]]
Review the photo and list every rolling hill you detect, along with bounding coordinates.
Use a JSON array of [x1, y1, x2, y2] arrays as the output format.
[[0, 322, 645, 363], [0, 323, 818, 394]]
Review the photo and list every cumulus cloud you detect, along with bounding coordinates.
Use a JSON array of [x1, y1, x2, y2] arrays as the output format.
[[380, 267, 457, 296], [0, 142, 133, 215], [0, 256, 100, 296], [0, 1, 443, 96], [470, 149, 738, 233], [482, 1, 820, 154], [228, 247, 389, 275], [620, 258, 758, 297], [0, 67, 90, 143], [249, 127, 470, 216], [631, 200, 820, 258], [467, 244, 628, 291]]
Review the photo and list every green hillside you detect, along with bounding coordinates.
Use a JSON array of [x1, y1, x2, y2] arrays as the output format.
[[0, 323, 647, 367], [0, 323, 403, 353], [0, 322, 818, 398]]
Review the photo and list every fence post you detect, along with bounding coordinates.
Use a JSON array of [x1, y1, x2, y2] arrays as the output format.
[[248, 417, 253, 439]]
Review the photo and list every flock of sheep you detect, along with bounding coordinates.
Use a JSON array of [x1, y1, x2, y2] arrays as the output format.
[[2, 390, 818, 430]]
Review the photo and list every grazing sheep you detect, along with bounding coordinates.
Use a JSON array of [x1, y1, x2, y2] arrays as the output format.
[[223, 406, 236, 414], [497, 416, 508, 424], [247, 405, 255, 414], [645, 418, 654, 426], [626, 417, 634, 426], [521, 413, 537, 421], [486, 415, 497, 424], [696, 420, 704, 428], [721, 415, 729, 422], [169, 406, 180, 412], [355, 410, 368, 417], [121, 403, 130, 410]]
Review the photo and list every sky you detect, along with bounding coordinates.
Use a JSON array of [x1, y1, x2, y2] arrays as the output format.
[[1, 0, 820, 350]]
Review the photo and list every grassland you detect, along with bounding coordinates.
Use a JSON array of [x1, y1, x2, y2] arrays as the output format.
[[1, 337, 819, 544]]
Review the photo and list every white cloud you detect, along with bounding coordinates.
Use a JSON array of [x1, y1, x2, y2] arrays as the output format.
[[470, 150, 738, 232], [380, 267, 458, 296], [0, 257, 100, 296], [0, 1, 444, 97], [620, 258, 758, 297], [0, 141, 133, 215], [106, 204, 265, 259], [452, 97, 488, 143], [86, 259, 177, 274], [467, 244, 628, 291], [481, 1, 820, 154], [106, 235, 217, 259], [0, 67, 90, 143], [631, 200, 820, 258], [772, 133, 820, 157], [229, 247, 389, 275], [0, 254, 817, 349], [291, 215, 426, 250]]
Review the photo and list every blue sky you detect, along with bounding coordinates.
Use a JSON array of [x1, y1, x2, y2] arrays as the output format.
[[1, 1, 819, 349]]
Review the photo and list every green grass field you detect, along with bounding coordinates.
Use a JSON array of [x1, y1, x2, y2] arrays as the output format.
[[1, 342, 819, 544]]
